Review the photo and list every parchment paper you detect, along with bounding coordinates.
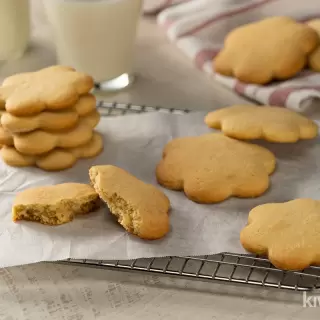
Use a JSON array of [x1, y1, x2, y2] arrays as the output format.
[[0, 111, 319, 267]]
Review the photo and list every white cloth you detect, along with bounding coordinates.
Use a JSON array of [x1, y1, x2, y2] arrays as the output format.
[[143, 0, 320, 111]]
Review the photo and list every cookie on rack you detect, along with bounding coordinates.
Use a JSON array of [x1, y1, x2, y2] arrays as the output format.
[[205, 105, 318, 143], [156, 133, 276, 203], [89, 165, 170, 240], [214, 16, 319, 84], [12, 183, 101, 225], [1, 132, 103, 171], [0, 111, 100, 155], [307, 19, 320, 71], [1, 93, 97, 133], [240, 199, 320, 271], [0, 65, 94, 116]]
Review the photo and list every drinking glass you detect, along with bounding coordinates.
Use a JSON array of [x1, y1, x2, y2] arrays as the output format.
[[0, 0, 30, 62], [44, 0, 142, 92]]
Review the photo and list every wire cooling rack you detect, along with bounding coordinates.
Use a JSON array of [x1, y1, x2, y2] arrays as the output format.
[[96, 100, 190, 116], [64, 101, 320, 292]]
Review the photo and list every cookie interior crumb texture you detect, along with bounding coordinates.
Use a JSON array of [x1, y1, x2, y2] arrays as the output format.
[[13, 183, 100, 225], [89, 165, 170, 240], [103, 192, 142, 235]]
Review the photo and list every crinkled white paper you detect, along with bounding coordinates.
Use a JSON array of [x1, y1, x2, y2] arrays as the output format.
[[0, 111, 319, 267]]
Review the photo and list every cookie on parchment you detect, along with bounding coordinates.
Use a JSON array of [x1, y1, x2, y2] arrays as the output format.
[[12, 183, 100, 225], [214, 16, 319, 84], [307, 19, 320, 71], [205, 105, 318, 143], [0, 66, 94, 116], [0, 111, 100, 155], [89, 165, 170, 240], [240, 199, 320, 271], [1, 94, 97, 133], [156, 133, 276, 203], [1, 132, 103, 171]]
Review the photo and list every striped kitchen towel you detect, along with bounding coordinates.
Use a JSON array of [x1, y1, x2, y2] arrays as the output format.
[[143, 0, 320, 111]]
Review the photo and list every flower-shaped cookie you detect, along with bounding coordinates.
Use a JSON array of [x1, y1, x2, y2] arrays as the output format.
[[0, 66, 94, 116], [205, 105, 318, 143], [156, 133, 276, 203], [214, 16, 319, 84], [240, 199, 320, 271], [307, 19, 320, 71], [90, 165, 170, 239]]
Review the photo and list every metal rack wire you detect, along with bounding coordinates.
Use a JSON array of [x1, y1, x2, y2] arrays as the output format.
[[96, 100, 190, 116], [64, 101, 320, 292]]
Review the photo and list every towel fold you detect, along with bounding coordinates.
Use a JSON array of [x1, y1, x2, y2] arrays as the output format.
[[143, 0, 320, 111]]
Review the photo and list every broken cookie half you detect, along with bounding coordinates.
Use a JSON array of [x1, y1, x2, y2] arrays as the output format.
[[89, 165, 170, 240], [13, 183, 100, 225]]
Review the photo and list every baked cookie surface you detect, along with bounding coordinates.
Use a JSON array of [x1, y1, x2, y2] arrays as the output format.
[[0, 111, 100, 155], [13, 183, 100, 225], [307, 19, 320, 71], [0, 66, 94, 116], [205, 105, 318, 143], [0, 94, 97, 133], [156, 133, 276, 203], [1, 131, 103, 171], [89, 165, 170, 240], [214, 16, 319, 84], [240, 199, 320, 270]]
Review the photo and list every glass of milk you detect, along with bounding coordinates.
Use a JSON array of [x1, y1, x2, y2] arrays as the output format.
[[0, 0, 30, 61], [44, 0, 142, 92]]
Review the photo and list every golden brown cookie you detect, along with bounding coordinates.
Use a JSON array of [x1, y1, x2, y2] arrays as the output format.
[[0, 66, 94, 116], [73, 93, 96, 116], [214, 16, 319, 84], [156, 133, 276, 203], [307, 19, 320, 71], [80, 110, 100, 129], [240, 199, 320, 271], [1, 109, 79, 133], [13, 183, 100, 225], [205, 105, 318, 143], [1, 132, 103, 171], [89, 165, 170, 240], [1, 94, 96, 133], [0, 111, 100, 155], [0, 125, 13, 145]]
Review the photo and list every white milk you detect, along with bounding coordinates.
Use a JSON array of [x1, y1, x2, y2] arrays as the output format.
[[0, 0, 30, 61], [45, 0, 142, 83]]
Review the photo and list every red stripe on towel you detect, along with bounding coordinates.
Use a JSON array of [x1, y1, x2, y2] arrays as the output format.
[[234, 82, 248, 95], [195, 49, 219, 69], [178, 0, 277, 37], [268, 86, 320, 106]]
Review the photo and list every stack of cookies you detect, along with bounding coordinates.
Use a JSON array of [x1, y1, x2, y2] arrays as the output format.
[[0, 66, 103, 171]]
